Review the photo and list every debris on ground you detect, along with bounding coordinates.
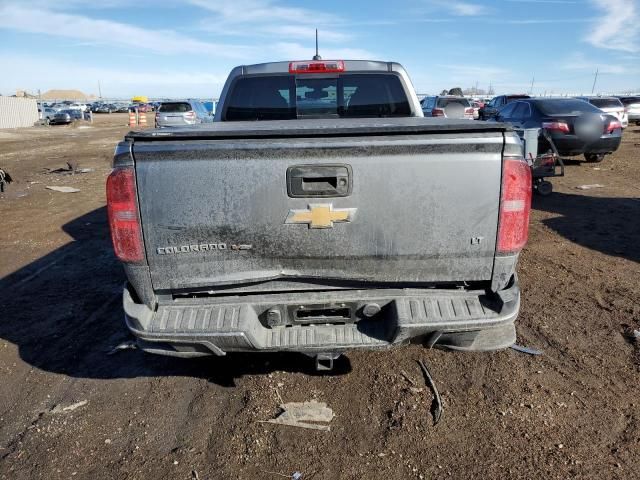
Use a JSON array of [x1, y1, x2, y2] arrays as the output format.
[[51, 400, 88, 414], [400, 369, 417, 386], [575, 184, 604, 190], [191, 470, 200, 480], [510, 344, 544, 355], [261, 401, 334, 431], [44, 162, 94, 175], [46, 186, 80, 193], [416, 359, 443, 426], [263, 470, 304, 479], [106, 340, 137, 355]]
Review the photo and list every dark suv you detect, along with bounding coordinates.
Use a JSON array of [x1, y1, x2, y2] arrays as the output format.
[[479, 94, 530, 120]]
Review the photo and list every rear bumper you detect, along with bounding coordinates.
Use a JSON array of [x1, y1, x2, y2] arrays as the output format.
[[551, 135, 621, 156], [123, 279, 521, 357]]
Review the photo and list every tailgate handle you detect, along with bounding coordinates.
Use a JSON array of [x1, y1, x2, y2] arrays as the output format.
[[287, 165, 352, 198]]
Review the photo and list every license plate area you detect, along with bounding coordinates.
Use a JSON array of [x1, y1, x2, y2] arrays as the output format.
[[288, 303, 356, 324]]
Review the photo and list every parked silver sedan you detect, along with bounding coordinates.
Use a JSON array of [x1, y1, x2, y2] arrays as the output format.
[[155, 100, 213, 127], [50, 109, 83, 125]]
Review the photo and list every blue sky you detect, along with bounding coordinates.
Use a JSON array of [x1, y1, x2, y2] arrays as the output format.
[[0, 0, 638, 98]]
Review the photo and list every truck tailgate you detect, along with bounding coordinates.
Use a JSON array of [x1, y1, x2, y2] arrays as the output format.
[[131, 119, 505, 292]]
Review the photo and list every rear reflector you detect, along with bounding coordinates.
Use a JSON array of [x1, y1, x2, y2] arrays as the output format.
[[542, 121, 570, 133], [432, 108, 445, 117], [497, 156, 532, 255], [289, 60, 345, 74], [106, 167, 144, 263]]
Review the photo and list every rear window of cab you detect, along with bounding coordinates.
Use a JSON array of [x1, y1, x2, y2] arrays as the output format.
[[223, 74, 411, 121]]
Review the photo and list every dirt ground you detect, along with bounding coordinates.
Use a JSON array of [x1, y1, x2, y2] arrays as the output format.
[[0, 114, 639, 480]]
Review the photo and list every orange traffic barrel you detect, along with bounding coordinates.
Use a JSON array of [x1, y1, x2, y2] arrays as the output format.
[[128, 111, 137, 127], [138, 113, 147, 128]]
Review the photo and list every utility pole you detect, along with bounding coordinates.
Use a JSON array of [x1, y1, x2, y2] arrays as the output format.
[[591, 68, 599, 94], [98, 80, 102, 99], [529, 75, 535, 95], [474, 81, 478, 96]]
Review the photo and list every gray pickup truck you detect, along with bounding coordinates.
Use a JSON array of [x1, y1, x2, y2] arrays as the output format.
[[107, 60, 531, 367]]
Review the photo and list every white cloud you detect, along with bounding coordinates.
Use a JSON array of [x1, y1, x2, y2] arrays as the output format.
[[438, 64, 511, 79], [0, 53, 228, 98], [561, 52, 633, 74], [427, 1, 488, 16], [189, 0, 353, 43], [0, 4, 252, 58], [271, 42, 376, 61], [505, 18, 594, 24], [505, 0, 578, 4], [187, 0, 338, 24], [586, 0, 639, 52]]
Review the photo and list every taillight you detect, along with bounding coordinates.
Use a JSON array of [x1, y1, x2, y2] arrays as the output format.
[[185, 111, 196, 119], [289, 60, 345, 73], [106, 167, 144, 263], [432, 108, 445, 117], [465, 107, 474, 115], [497, 156, 532, 255], [542, 121, 570, 133], [606, 120, 622, 133]]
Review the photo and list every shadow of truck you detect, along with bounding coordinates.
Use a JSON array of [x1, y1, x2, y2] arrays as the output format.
[[533, 192, 640, 264], [0, 207, 350, 387]]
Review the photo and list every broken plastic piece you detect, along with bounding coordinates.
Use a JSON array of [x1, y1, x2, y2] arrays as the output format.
[[262, 401, 334, 431], [46, 186, 80, 193], [510, 344, 543, 355]]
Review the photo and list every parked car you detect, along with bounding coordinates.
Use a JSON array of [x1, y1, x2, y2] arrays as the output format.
[[155, 100, 213, 127], [576, 96, 628, 128], [479, 94, 530, 120], [491, 98, 622, 162], [95, 104, 117, 114], [50, 109, 83, 125], [421, 95, 474, 119], [115, 104, 130, 113], [132, 102, 153, 113], [111, 59, 531, 366], [616, 96, 640, 126], [40, 107, 57, 123], [469, 100, 482, 119]]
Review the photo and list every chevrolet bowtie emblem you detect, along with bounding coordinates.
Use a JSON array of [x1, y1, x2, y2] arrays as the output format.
[[285, 204, 357, 229]]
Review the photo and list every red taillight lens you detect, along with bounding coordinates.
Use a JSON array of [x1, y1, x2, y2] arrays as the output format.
[[432, 108, 445, 117], [289, 60, 345, 74], [606, 120, 622, 133], [542, 121, 570, 133], [464, 107, 474, 114], [106, 168, 144, 263], [185, 111, 196, 118], [497, 157, 532, 255]]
